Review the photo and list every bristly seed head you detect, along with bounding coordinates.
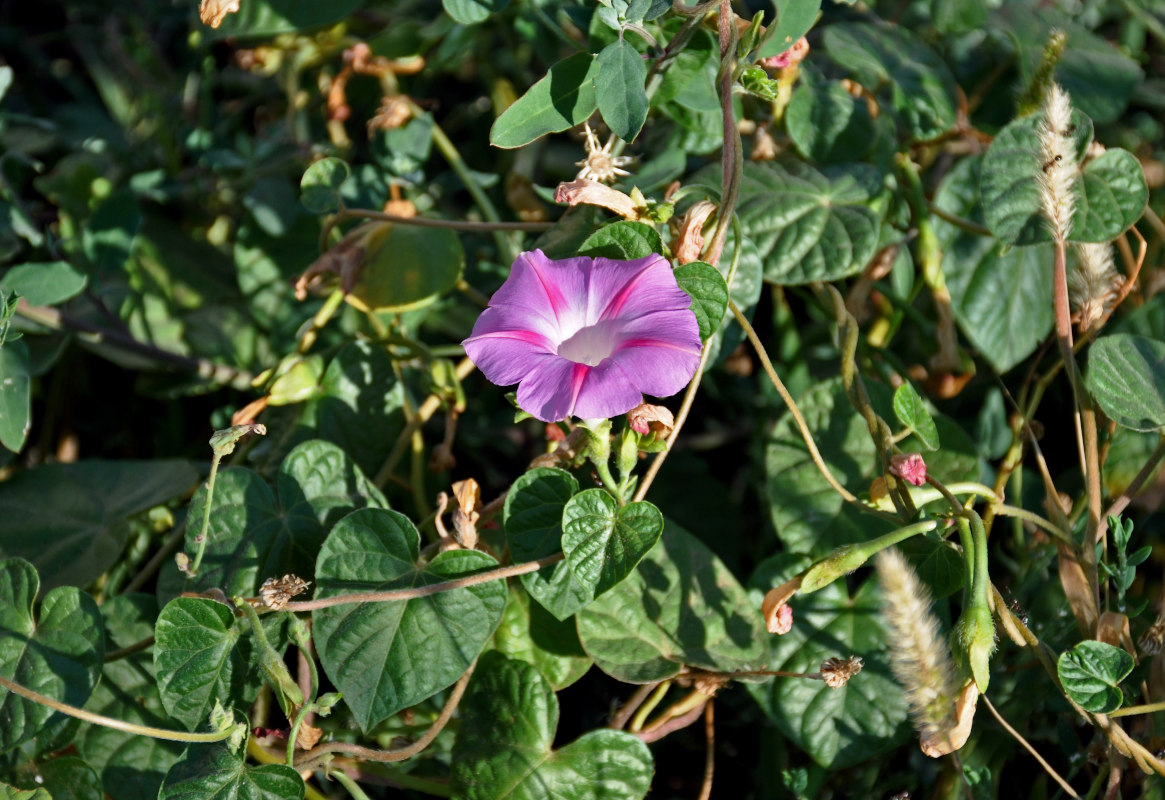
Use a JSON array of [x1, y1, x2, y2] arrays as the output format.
[[1037, 83, 1078, 242], [875, 548, 959, 751], [575, 123, 634, 183], [1069, 242, 1122, 332]]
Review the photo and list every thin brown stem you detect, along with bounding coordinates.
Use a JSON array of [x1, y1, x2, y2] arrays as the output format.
[[697, 701, 715, 800], [610, 682, 661, 730], [337, 208, 551, 232], [982, 695, 1079, 798], [295, 661, 474, 769], [284, 554, 563, 612], [105, 636, 155, 663]]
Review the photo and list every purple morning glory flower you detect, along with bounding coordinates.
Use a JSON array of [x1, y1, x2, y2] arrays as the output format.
[[463, 249, 702, 422]]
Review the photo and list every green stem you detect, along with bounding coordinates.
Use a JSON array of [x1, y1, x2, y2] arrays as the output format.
[[1108, 700, 1165, 718], [629, 682, 671, 733], [0, 673, 240, 744], [187, 452, 223, 577], [332, 770, 375, 800], [991, 503, 1072, 545]]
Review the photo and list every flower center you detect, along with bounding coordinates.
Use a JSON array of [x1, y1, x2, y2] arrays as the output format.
[[557, 322, 618, 367]]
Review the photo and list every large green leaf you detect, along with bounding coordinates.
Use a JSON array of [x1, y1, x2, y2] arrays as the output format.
[[733, 161, 881, 285], [562, 490, 663, 599], [491, 584, 591, 690], [346, 222, 465, 313], [451, 652, 653, 800], [822, 22, 956, 141], [304, 341, 407, 479], [312, 508, 507, 730], [576, 520, 765, 682], [933, 156, 1055, 372], [207, 0, 364, 38], [1086, 334, 1165, 432], [765, 379, 978, 554], [158, 745, 303, 800], [1057, 640, 1134, 714], [980, 112, 1146, 246], [748, 557, 910, 768], [0, 341, 30, 453], [79, 595, 183, 800], [491, 54, 601, 149], [0, 558, 104, 753], [596, 40, 648, 142], [786, 79, 876, 165], [173, 439, 385, 599], [153, 598, 243, 731], [504, 468, 591, 621], [0, 459, 198, 592], [298, 158, 349, 214], [18, 757, 101, 800]]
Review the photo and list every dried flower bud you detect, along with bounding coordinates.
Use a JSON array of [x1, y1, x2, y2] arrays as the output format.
[[627, 403, 675, 437], [751, 126, 778, 161], [889, 453, 927, 487], [200, 0, 240, 28], [762, 576, 801, 634], [760, 36, 809, 70], [672, 201, 717, 264], [368, 96, 413, 132], [1140, 620, 1165, 656], [693, 672, 730, 697], [820, 655, 863, 688], [259, 574, 311, 610], [554, 179, 640, 220]]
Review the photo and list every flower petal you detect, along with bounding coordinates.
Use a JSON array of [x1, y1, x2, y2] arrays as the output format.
[[463, 307, 557, 386], [588, 254, 692, 322], [515, 356, 643, 422], [487, 250, 582, 336]]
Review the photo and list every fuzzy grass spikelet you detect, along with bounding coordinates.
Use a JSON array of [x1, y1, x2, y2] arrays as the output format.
[[1069, 242, 1121, 331], [1037, 83, 1078, 242], [875, 548, 958, 746]]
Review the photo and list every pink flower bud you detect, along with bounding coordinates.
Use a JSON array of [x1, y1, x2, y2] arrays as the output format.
[[889, 453, 928, 486]]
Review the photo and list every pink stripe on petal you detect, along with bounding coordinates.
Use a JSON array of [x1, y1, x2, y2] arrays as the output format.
[[570, 358, 644, 419]]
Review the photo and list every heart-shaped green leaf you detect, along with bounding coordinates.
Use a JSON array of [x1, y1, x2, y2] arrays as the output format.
[[674, 261, 728, 343], [576, 520, 764, 682], [312, 508, 507, 730], [504, 468, 591, 620], [562, 490, 663, 598], [491, 54, 600, 149], [578, 221, 664, 261], [1086, 334, 1165, 432], [980, 112, 1146, 246], [154, 598, 243, 731], [786, 79, 876, 164], [822, 22, 957, 141], [748, 557, 910, 768], [0, 459, 198, 592], [0, 558, 104, 753], [442, 0, 509, 25], [596, 41, 648, 143], [491, 584, 591, 690], [79, 595, 183, 800], [347, 223, 464, 313], [175, 439, 386, 598], [451, 652, 652, 800], [158, 744, 303, 800], [733, 161, 882, 285], [1057, 640, 1134, 713], [766, 379, 978, 554], [933, 156, 1055, 372]]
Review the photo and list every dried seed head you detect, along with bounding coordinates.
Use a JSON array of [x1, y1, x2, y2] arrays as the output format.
[[574, 123, 633, 183], [820, 655, 863, 688], [260, 574, 311, 610], [1037, 83, 1078, 242], [1069, 242, 1122, 332], [875, 548, 959, 751]]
